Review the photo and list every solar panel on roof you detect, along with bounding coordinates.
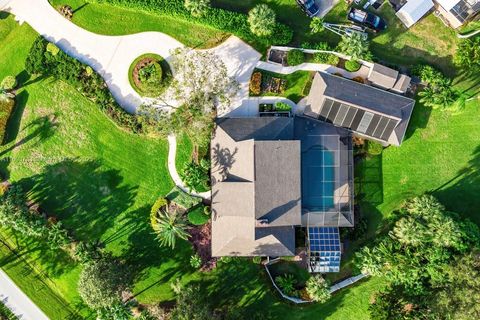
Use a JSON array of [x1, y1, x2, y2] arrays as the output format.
[[326, 101, 341, 123], [333, 104, 349, 126], [365, 114, 381, 136], [373, 117, 389, 138], [341, 107, 357, 128], [319, 99, 334, 121], [350, 109, 365, 131], [357, 112, 374, 133], [380, 118, 397, 141]]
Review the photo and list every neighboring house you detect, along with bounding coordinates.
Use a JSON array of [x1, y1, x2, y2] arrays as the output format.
[[367, 63, 412, 94], [211, 116, 353, 272], [303, 72, 415, 146], [393, 0, 480, 28]]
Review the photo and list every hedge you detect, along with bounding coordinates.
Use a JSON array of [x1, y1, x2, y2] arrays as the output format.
[[0, 97, 14, 144], [25, 37, 143, 133], [87, 0, 292, 47], [166, 186, 202, 210]]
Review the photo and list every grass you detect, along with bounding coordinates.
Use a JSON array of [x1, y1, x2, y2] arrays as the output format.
[[0, 14, 201, 317], [252, 69, 313, 103], [175, 132, 193, 177], [49, 0, 229, 48], [127, 53, 172, 98]]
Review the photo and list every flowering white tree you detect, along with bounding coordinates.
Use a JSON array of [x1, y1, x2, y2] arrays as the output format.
[[168, 47, 238, 115]]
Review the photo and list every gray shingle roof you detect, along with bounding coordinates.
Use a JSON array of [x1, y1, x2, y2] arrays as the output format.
[[216, 117, 294, 141], [368, 63, 399, 89]]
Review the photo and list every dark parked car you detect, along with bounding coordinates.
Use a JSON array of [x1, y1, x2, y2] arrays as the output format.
[[296, 0, 320, 17], [347, 8, 387, 32]]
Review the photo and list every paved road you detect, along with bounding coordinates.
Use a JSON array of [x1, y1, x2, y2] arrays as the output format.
[[2, 0, 261, 114], [0, 269, 49, 320]]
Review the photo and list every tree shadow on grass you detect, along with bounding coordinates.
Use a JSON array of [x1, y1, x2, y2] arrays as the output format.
[[118, 206, 195, 299], [432, 145, 480, 224], [16, 158, 138, 242]]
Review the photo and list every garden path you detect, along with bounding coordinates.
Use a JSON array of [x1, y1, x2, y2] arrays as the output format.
[[255, 60, 371, 79], [0, 269, 49, 320], [2, 0, 261, 114]]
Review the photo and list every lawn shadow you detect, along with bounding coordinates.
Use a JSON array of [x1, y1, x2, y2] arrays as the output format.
[[16, 158, 138, 241], [432, 145, 480, 224], [404, 97, 432, 141], [113, 205, 196, 301]]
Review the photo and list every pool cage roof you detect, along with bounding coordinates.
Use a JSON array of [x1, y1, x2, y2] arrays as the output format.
[[307, 227, 341, 273], [299, 132, 354, 228]]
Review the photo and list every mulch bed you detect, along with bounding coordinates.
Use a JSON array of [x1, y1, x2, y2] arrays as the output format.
[[188, 221, 217, 272]]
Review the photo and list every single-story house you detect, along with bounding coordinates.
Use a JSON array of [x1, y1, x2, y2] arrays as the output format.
[[395, 0, 480, 28], [396, 0, 434, 28], [303, 72, 415, 146], [211, 116, 353, 272], [435, 0, 480, 28]]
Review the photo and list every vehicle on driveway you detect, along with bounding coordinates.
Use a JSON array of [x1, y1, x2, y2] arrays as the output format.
[[296, 0, 320, 17], [347, 7, 387, 32]]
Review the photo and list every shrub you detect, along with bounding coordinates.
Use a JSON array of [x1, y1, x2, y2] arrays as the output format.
[[248, 4, 276, 37], [0, 95, 15, 143], [190, 253, 202, 268], [252, 256, 262, 264], [78, 258, 130, 309], [287, 49, 305, 66], [180, 159, 210, 192], [274, 101, 291, 111], [327, 54, 340, 66], [46, 42, 60, 56], [184, 0, 210, 17], [345, 60, 361, 72], [275, 274, 296, 296], [151, 197, 168, 216], [306, 275, 331, 303], [25, 37, 143, 133], [249, 71, 262, 95], [352, 76, 365, 84], [187, 206, 210, 225], [367, 141, 383, 155], [1, 76, 17, 91], [74, 240, 103, 264]]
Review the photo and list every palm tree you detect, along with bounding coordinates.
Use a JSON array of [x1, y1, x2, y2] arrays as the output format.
[[310, 17, 324, 34], [337, 33, 369, 61], [184, 0, 210, 17], [152, 209, 189, 249], [248, 4, 276, 37], [390, 216, 428, 246]]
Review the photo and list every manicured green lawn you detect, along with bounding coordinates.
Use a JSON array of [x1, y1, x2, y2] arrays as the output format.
[[0, 14, 199, 317], [49, 0, 229, 48]]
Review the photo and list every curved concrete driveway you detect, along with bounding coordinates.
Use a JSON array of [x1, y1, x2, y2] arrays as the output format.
[[2, 0, 261, 114]]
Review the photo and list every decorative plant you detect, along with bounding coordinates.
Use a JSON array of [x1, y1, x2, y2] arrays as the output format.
[[1, 76, 17, 91], [249, 71, 262, 95], [151, 209, 190, 249], [306, 275, 331, 303], [275, 274, 296, 296], [190, 253, 202, 269]]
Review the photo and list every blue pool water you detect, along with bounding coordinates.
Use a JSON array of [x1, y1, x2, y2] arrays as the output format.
[[302, 146, 335, 210]]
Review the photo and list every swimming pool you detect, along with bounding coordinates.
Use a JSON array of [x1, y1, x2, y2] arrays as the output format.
[[301, 145, 336, 211]]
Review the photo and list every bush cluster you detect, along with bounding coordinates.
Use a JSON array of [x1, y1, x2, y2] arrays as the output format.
[[0, 96, 14, 144], [287, 49, 305, 66], [180, 159, 210, 192], [345, 59, 361, 72], [1, 76, 17, 91], [89, 0, 292, 47], [25, 37, 143, 133]]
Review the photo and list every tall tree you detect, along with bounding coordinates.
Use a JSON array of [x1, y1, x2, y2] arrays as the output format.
[[248, 4, 276, 37], [454, 37, 480, 72]]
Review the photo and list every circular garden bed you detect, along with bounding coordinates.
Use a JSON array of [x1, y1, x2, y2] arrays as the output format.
[[128, 53, 172, 98]]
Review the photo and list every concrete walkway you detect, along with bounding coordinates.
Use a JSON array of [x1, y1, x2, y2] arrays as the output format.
[[0, 269, 49, 320], [2, 0, 261, 114], [256, 60, 371, 80], [167, 135, 211, 200]]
